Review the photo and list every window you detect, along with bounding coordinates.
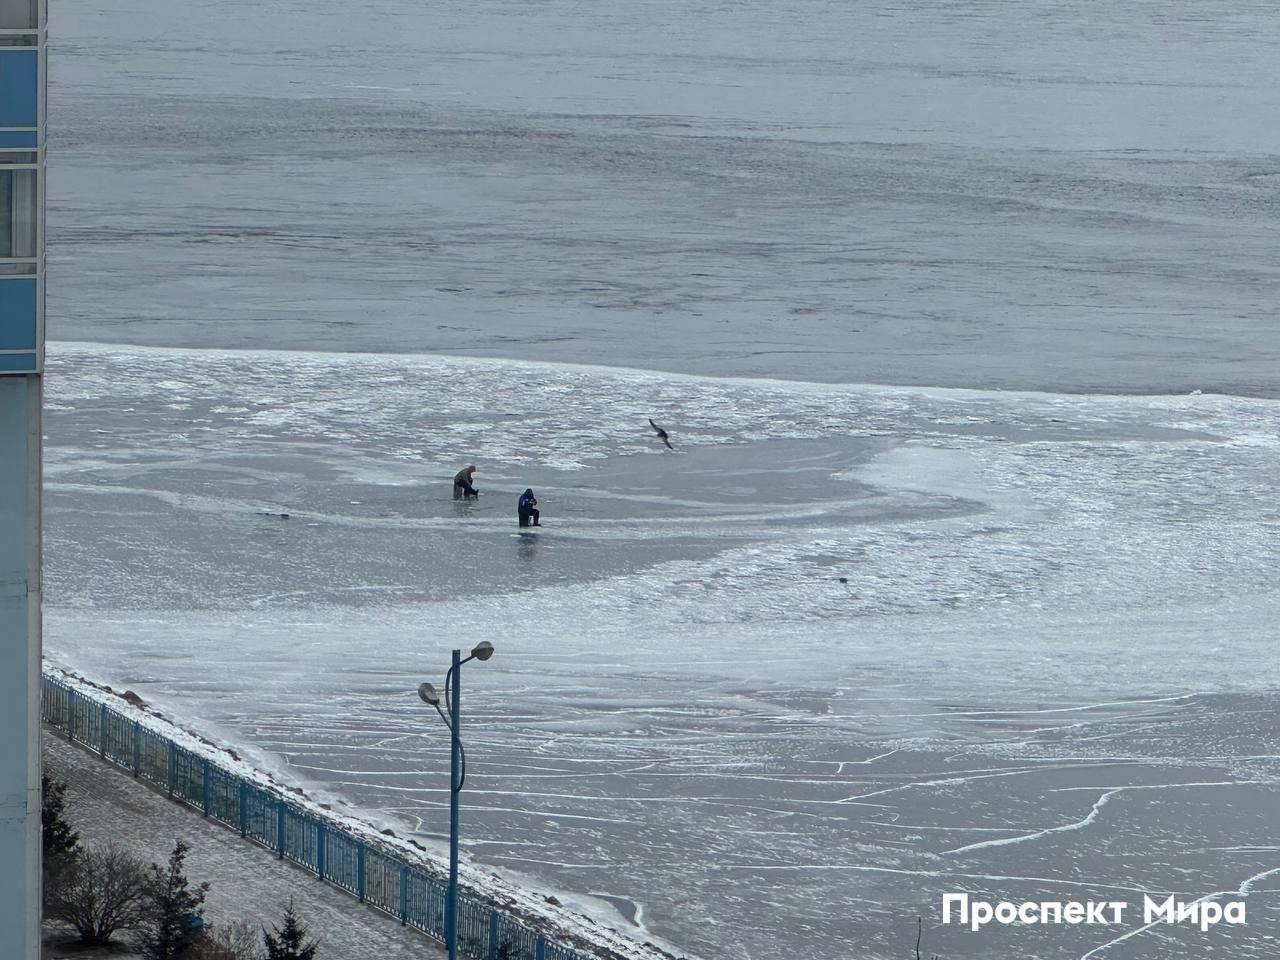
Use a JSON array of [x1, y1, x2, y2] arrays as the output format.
[[0, 168, 36, 258], [0, 0, 37, 30]]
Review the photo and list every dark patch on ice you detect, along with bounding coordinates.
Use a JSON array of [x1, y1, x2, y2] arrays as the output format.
[[590, 892, 641, 927]]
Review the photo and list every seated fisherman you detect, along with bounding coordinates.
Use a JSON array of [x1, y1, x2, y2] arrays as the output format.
[[518, 488, 540, 527], [453, 465, 479, 499]]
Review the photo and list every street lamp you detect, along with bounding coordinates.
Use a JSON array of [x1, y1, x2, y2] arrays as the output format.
[[417, 641, 495, 960]]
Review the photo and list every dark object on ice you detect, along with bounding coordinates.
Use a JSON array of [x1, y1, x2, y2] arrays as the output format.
[[649, 418, 674, 450], [453, 465, 479, 499], [838, 577, 848, 584], [518, 489, 541, 527], [121, 690, 146, 707], [544, 895, 561, 906], [256, 511, 290, 519]]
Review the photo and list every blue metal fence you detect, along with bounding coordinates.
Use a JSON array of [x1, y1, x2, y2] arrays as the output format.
[[41, 674, 590, 960]]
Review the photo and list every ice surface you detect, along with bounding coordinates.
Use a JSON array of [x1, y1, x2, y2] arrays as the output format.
[[44, 343, 1280, 959], [46, 0, 1280, 394]]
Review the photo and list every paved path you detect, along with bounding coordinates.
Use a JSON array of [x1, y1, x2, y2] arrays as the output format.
[[43, 731, 445, 959]]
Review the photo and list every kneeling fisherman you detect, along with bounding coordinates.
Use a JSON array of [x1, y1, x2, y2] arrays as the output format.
[[453, 465, 479, 499], [518, 489, 540, 527]]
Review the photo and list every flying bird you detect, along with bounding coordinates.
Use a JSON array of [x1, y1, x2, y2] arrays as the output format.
[[649, 418, 674, 450]]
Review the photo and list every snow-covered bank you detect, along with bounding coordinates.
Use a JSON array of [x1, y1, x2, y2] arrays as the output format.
[[44, 666, 694, 960]]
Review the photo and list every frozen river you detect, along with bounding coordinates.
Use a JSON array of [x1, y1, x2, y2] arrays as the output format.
[[43, 344, 1280, 959], [46, 0, 1280, 394], [39, 0, 1280, 957]]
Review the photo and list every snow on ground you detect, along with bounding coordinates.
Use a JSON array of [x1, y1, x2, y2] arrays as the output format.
[[42, 343, 1280, 959], [43, 731, 444, 959]]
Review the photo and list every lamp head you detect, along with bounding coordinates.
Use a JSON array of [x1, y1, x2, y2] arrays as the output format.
[[471, 641, 495, 662], [417, 682, 440, 706]]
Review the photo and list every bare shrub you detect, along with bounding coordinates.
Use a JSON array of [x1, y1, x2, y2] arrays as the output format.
[[48, 841, 149, 946], [190, 919, 260, 960]]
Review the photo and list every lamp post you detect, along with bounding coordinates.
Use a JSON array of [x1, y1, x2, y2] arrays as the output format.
[[418, 640, 494, 960]]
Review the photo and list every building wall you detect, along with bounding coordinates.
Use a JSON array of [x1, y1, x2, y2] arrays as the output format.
[[0, 0, 45, 956]]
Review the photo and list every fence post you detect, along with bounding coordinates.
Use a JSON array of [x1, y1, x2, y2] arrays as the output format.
[[66, 691, 74, 741], [488, 910, 498, 960], [239, 782, 248, 838], [98, 702, 107, 757], [356, 842, 366, 902], [399, 865, 409, 925], [201, 759, 211, 816], [131, 721, 141, 777], [535, 934, 545, 960], [316, 821, 326, 878], [276, 800, 286, 858], [167, 742, 177, 798]]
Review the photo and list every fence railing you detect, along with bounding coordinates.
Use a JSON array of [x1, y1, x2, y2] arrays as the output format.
[[42, 674, 589, 960]]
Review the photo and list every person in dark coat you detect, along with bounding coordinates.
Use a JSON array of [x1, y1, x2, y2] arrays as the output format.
[[453, 465, 479, 499], [518, 488, 540, 527]]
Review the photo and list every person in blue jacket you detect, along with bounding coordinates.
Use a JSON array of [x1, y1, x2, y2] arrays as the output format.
[[518, 489, 540, 527]]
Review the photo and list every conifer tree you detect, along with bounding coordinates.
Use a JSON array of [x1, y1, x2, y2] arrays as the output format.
[[42, 773, 80, 859], [261, 899, 318, 960], [138, 840, 210, 960], [42, 773, 81, 907]]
